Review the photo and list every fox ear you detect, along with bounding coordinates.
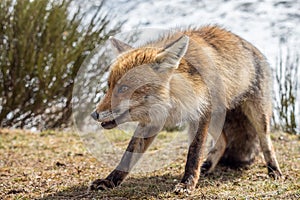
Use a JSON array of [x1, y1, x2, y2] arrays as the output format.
[[154, 35, 189, 72], [109, 36, 133, 54]]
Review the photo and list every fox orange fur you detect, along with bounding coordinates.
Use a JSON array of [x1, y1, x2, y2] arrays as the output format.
[[90, 25, 282, 194]]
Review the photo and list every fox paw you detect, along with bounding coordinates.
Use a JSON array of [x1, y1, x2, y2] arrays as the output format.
[[89, 179, 115, 191], [201, 160, 212, 175], [267, 164, 282, 180], [173, 183, 193, 195], [268, 169, 282, 180]]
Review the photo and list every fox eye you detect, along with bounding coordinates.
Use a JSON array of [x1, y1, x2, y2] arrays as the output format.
[[118, 85, 129, 93]]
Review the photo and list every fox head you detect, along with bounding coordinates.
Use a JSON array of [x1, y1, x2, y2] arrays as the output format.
[[91, 35, 189, 129]]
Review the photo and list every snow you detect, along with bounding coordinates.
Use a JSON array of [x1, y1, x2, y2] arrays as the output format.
[[98, 0, 300, 68]]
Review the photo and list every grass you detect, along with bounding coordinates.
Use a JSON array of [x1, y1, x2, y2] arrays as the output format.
[[0, 128, 299, 199]]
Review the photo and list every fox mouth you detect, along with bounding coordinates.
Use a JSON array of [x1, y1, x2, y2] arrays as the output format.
[[101, 120, 117, 129], [100, 109, 130, 129]]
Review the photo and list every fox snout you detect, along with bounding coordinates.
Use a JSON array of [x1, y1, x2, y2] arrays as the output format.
[[91, 110, 118, 129]]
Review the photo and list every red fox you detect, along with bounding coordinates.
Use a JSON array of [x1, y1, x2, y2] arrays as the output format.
[[90, 25, 282, 194]]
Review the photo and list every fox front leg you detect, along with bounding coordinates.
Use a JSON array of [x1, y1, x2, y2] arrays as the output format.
[[89, 124, 160, 191], [174, 115, 210, 194]]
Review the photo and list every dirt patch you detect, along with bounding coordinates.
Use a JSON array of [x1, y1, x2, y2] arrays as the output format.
[[0, 128, 299, 199]]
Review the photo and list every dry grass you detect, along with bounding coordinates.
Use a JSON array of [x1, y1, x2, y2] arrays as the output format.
[[0, 128, 299, 199]]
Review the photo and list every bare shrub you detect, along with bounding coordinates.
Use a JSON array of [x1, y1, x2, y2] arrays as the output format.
[[273, 38, 299, 134]]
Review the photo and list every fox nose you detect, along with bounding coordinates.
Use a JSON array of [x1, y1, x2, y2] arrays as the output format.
[[91, 111, 99, 120]]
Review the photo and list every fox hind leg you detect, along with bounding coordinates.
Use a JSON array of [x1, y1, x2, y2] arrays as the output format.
[[201, 132, 227, 174], [242, 101, 282, 179], [219, 107, 259, 168]]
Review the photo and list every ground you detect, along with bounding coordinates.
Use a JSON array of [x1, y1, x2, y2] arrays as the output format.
[[0, 128, 299, 199]]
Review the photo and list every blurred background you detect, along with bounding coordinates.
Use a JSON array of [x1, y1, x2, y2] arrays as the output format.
[[0, 0, 299, 134]]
